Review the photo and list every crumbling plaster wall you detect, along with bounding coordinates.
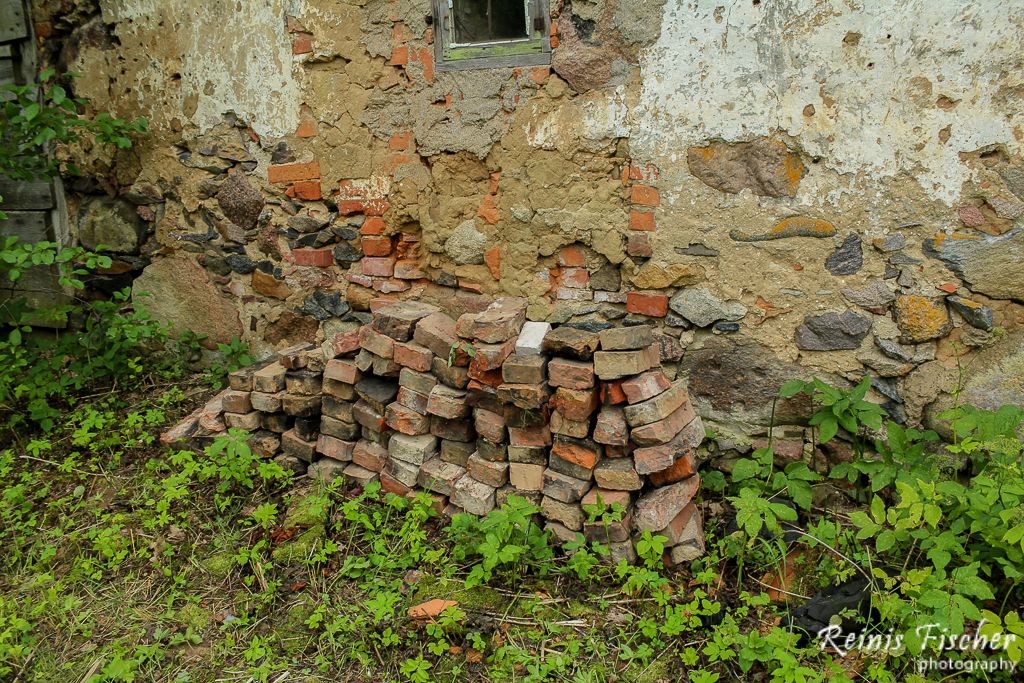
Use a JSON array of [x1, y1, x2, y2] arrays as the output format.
[[33, 0, 1024, 438]]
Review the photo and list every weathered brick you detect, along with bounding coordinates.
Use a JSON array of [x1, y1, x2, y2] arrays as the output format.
[[593, 345, 660, 380], [385, 402, 431, 435], [593, 407, 629, 446], [223, 390, 253, 414], [621, 370, 671, 404], [281, 429, 317, 461], [285, 370, 322, 396], [547, 357, 595, 389], [507, 444, 547, 465], [472, 337, 517, 371], [248, 430, 281, 458], [466, 384, 502, 413], [468, 453, 509, 487], [550, 387, 599, 422], [282, 394, 321, 418], [253, 362, 287, 393], [599, 325, 653, 351], [626, 292, 668, 317], [354, 349, 374, 372], [396, 386, 430, 414], [630, 399, 697, 446], [549, 410, 590, 438], [413, 311, 462, 361], [268, 160, 320, 184], [399, 367, 437, 395], [634, 417, 703, 475], [321, 395, 354, 422], [542, 326, 600, 360], [581, 487, 632, 511], [260, 412, 290, 433], [343, 463, 380, 487], [279, 343, 313, 369], [600, 379, 628, 406], [649, 453, 697, 487], [467, 361, 503, 388], [372, 301, 440, 341], [382, 454, 418, 487], [504, 404, 547, 428], [629, 210, 655, 231], [658, 502, 701, 546], [362, 257, 396, 277], [317, 434, 355, 461], [329, 329, 362, 356], [497, 383, 549, 410], [477, 438, 508, 462], [389, 433, 439, 465], [320, 415, 359, 441], [509, 463, 545, 491], [431, 357, 470, 391], [355, 378, 399, 413], [541, 496, 584, 531], [545, 520, 580, 545], [293, 247, 334, 267], [543, 469, 591, 503], [418, 458, 467, 496], [474, 408, 506, 443], [431, 416, 475, 442], [471, 297, 528, 343], [393, 341, 433, 371], [352, 400, 387, 432], [502, 354, 546, 384], [508, 425, 552, 448], [359, 325, 395, 359], [515, 321, 551, 356], [361, 426, 391, 447], [634, 477, 700, 531], [324, 359, 362, 384], [323, 378, 357, 401], [362, 235, 392, 257], [629, 185, 660, 207], [225, 411, 260, 431], [627, 232, 652, 258], [452, 476, 497, 515], [594, 458, 643, 491], [294, 416, 319, 442], [624, 380, 690, 427], [427, 385, 469, 419], [441, 439, 476, 466]]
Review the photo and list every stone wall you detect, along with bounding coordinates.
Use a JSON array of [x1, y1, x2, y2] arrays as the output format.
[[31, 0, 1024, 442]]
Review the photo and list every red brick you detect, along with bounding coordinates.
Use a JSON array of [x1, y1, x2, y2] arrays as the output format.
[[626, 292, 668, 317], [380, 469, 414, 497], [550, 387, 599, 422], [648, 453, 696, 486], [286, 180, 322, 201], [268, 160, 320, 184], [472, 338, 517, 371], [477, 194, 499, 225], [559, 267, 590, 289], [630, 400, 697, 446], [627, 232, 652, 257], [558, 246, 586, 267], [292, 33, 313, 55], [484, 246, 501, 280], [397, 386, 430, 414], [551, 439, 600, 470], [629, 210, 656, 231], [338, 198, 390, 216], [389, 131, 413, 150], [601, 379, 628, 405], [361, 217, 387, 235], [317, 434, 355, 461], [548, 357, 595, 390], [593, 406, 628, 446], [467, 361, 504, 388], [362, 257, 396, 277], [417, 47, 434, 84], [621, 370, 671, 404], [353, 440, 388, 472], [386, 402, 431, 435], [629, 185, 660, 207], [362, 235, 392, 256], [393, 341, 433, 372], [508, 425, 551, 448], [324, 359, 362, 384], [474, 408, 507, 443], [389, 45, 409, 65], [359, 325, 395, 359], [293, 247, 334, 267]]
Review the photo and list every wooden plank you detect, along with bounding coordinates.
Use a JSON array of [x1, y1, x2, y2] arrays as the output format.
[[0, 178, 54, 210], [0, 0, 28, 44], [1, 210, 52, 243], [0, 56, 13, 86]]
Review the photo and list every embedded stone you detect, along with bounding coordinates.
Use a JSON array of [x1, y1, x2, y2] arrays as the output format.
[[687, 137, 805, 198], [947, 295, 994, 331], [923, 229, 1024, 303], [841, 279, 895, 309], [668, 288, 747, 328], [795, 311, 871, 350], [825, 234, 863, 276], [893, 295, 952, 343]]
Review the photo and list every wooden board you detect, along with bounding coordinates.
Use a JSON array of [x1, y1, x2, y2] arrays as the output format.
[[1, 210, 52, 243], [0, 178, 54, 210], [0, 0, 28, 44]]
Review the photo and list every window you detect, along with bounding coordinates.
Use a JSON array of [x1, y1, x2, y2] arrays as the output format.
[[434, 0, 551, 71]]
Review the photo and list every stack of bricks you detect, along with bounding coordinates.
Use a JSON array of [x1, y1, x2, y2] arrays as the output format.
[[163, 296, 705, 565]]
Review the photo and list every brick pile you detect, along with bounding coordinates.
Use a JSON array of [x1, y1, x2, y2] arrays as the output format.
[[164, 297, 705, 565]]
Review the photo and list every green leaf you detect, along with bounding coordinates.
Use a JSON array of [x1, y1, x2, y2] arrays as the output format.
[[778, 379, 807, 398], [731, 458, 761, 482], [23, 102, 40, 121], [876, 530, 896, 553], [818, 416, 839, 443]]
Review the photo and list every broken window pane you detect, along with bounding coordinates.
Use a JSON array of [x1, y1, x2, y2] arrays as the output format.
[[452, 0, 529, 44]]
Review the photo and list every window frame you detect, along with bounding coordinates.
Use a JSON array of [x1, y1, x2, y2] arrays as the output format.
[[433, 0, 551, 72]]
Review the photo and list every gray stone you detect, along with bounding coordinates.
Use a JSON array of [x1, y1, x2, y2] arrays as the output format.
[[856, 348, 915, 377], [132, 254, 242, 345], [675, 243, 720, 257], [288, 214, 326, 234], [590, 262, 621, 291], [872, 233, 907, 253], [874, 337, 936, 365], [795, 311, 871, 351], [216, 173, 263, 230], [668, 288, 747, 328], [841, 279, 895, 309], [923, 229, 1024, 302], [825, 234, 863, 276], [78, 197, 145, 254], [947, 296, 994, 331], [444, 220, 487, 265]]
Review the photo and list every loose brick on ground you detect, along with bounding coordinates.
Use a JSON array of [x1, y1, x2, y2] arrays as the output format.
[[467, 453, 510, 487], [440, 439, 475, 466], [599, 325, 653, 351], [497, 382, 549, 410], [353, 440, 388, 472], [352, 400, 387, 432], [324, 359, 362, 384], [621, 370, 671, 404], [542, 469, 591, 503], [509, 463, 545, 491], [594, 458, 643, 491], [549, 410, 590, 438], [624, 380, 690, 427], [282, 394, 321, 418], [541, 496, 584, 531], [515, 321, 551, 356], [399, 367, 437, 395], [321, 415, 359, 440], [542, 326, 600, 360], [343, 463, 380, 487], [593, 345, 660, 380], [281, 429, 317, 461], [452, 476, 497, 516], [355, 377, 399, 413], [426, 385, 469, 418], [222, 390, 253, 414], [593, 406, 628, 445], [385, 402, 431, 435], [225, 411, 260, 431], [547, 357, 595, 389], [550, 387, 599, 422], [418, 458, 467, 496], [393, 341, 433, 372], [317, 434, 355, 461], [634, 477, 700, 531], [372, 301, 440, 341], [474, 408, 506, 443], [630, 399, 698, 446], [634, 416, 704, 475], [389, 433, 439, 465], [502, 354, 546, 384]]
